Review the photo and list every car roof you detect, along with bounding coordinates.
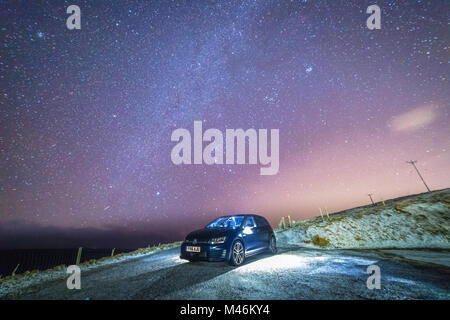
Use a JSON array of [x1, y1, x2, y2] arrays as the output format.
[[218, 214, 261, 218]]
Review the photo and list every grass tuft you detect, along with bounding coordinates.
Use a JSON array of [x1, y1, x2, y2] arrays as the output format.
[[312, 235, 330, 247]]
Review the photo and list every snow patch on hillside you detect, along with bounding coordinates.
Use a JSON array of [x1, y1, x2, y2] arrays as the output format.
[[276, 189, 450, 249]]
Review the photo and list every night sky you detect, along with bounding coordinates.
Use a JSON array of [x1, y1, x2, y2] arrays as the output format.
[[1, 0, 449, 248]]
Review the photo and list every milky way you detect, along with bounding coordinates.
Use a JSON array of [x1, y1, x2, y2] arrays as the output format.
[[0, 0, 449, 248]]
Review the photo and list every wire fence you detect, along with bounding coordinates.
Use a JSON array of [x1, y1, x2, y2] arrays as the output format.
[[0, 248, 134, 277]]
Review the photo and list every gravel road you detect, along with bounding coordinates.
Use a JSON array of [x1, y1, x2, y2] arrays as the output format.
[[14, 246, 450, 300]]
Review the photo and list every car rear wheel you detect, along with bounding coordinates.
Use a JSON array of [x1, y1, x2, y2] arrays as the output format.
[[269, 235, 277, 254], [229, 241, 245, 266]]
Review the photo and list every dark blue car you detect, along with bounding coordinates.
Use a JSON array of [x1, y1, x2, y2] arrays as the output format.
[[180, 214, 277, 266]]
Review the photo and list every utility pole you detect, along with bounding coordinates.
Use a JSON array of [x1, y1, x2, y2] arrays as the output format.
[[367, 194, 375, 205], [406, 160, 431, 192]]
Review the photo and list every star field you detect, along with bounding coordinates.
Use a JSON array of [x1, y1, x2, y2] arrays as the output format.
[[0, 0, 449, 248]]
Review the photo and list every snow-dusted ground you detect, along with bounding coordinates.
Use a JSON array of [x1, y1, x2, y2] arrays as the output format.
[[381, 250, 450, 267], [2, 246, 449, 300], [0, 244, 178, 299], [277, 189, 450, 249]]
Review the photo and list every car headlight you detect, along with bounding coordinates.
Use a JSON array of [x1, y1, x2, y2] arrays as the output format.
[[210, 236, 226, 244]]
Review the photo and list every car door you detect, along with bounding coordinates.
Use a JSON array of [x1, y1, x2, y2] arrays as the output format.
[[242, 216, 258, 252], [254, 216, 270, 249]]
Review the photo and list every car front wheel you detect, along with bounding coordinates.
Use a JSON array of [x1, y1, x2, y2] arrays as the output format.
[[229, 241, 245, 266]]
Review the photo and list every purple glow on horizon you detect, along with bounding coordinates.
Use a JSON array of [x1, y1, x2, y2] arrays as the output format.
[[0, 1, 449, 247]]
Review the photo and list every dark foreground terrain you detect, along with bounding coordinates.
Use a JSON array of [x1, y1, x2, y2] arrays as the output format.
[[8, 245, 450, 300]]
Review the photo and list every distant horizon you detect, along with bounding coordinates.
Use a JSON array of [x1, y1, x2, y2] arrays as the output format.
[[2, 187, 448, 250]]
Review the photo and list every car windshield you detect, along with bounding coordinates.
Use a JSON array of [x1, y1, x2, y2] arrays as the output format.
[[206, 216, 244, 229]]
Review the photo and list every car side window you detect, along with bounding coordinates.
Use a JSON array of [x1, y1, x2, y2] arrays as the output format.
[[254, 216, 265, 227], [245, 217, 256, 228], [255, 216, 269, 227]]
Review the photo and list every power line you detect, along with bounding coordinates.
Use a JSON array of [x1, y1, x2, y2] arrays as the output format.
[[406, 160, 431, 192]]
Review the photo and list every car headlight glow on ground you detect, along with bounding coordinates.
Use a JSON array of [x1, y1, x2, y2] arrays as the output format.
[[237, 254, 330, 273]]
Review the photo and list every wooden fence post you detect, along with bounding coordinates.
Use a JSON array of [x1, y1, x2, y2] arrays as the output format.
[[287, 215, 292, 228], [76, 247, 82, 265], [11, 264, 20, 277], [111, 248, 116, 257], [325, 207, 330, 220], [279, 217, 286, 230], [319, 208, 324, 221]]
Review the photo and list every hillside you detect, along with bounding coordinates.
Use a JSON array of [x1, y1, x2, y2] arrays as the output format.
[[276, 188, 450, 249]]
